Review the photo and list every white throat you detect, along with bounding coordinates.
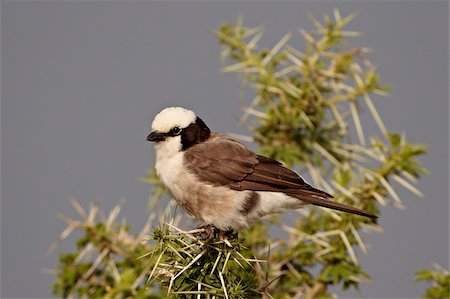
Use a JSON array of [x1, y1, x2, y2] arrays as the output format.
[[154, 136, 184, 188]]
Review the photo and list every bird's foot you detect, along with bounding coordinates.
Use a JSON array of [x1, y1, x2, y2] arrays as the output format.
[[215, 230, 238, 247], [217, 230, 232, 247], [192, 223, 217, 240], [191, 224, 237, 245]]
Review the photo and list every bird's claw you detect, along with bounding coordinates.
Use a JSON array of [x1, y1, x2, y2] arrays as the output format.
[[192, 224, 236, 245], [193, 223, 218, 240]]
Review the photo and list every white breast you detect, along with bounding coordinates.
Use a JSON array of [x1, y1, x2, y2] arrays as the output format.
[[154, 137, 184, 187], [155, 153, 184, 189]]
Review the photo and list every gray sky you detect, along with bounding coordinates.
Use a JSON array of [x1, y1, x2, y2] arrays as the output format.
[[2, 1, 449, 298]]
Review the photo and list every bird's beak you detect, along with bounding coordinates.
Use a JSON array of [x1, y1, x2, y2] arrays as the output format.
[[147, 131, 165, 142]]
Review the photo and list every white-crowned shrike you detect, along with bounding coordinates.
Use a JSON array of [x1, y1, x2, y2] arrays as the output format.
[[147, 107, 376, 232]]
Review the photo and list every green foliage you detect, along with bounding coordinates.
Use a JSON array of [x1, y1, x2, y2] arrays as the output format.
[[50, 200, 161, 298], [51, 11, 428, 298], [415, 264, 450, 299]]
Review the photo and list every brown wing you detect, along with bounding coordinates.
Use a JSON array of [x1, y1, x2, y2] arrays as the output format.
[[184, 134, 257, 186], [184, 134, 329, 196], [230, 155, 332, 198], [184, 134, 376, 219]]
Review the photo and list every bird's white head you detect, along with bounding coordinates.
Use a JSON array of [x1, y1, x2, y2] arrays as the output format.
[[147, 107, 211, 156], [151, 107, 196, 133]]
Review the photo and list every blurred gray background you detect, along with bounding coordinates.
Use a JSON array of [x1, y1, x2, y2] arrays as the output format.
[[2, 1, 448, 298]]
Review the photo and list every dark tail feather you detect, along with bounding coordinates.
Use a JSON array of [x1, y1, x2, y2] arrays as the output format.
[[290, 192, 377, 219]]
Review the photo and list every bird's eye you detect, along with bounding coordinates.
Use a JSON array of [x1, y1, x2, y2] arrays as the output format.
[[171, 127, 182, 136]]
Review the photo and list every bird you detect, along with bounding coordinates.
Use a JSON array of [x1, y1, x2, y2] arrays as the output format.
[[147, 107, 376, 232]]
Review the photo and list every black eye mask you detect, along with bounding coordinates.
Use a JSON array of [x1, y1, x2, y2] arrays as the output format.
[[165, 126, 182, 137]]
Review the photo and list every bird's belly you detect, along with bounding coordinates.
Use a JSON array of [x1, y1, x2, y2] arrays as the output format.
[[168, 172, 251, 230]]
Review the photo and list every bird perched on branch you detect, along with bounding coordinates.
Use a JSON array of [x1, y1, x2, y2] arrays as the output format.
[[147, 107, 376, 232]]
